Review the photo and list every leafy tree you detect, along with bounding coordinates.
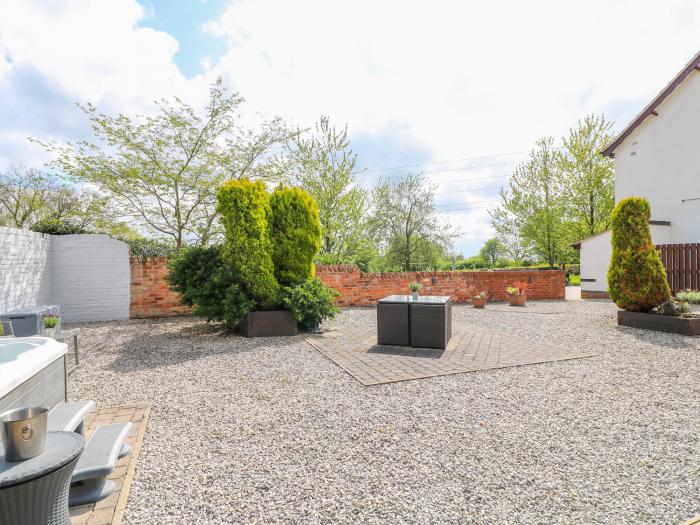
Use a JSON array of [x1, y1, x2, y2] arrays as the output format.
[[284, 116, 372, 265], [558, 114, 615, 239], [479, 238, 504, 268], [489, 208, 531, 261], [372, 172, 457, 271], [608, 197, 670, 312], [37, 78, 291, 249], [269, 185, 321, 285], [492, 138, 573, 267], [217, 178, 278, 307]]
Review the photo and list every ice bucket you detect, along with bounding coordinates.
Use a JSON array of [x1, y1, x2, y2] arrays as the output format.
[[0, 407, 48, 461]]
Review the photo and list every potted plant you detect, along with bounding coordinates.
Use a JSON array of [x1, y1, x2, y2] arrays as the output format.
[[42, 315, 60, 338], [506, 282, 528, 306], [472, 291, 488, 308], [409, 282, 422, 300]]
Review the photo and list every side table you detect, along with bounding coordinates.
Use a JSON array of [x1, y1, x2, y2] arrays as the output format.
[[0, 431, 84, 525]]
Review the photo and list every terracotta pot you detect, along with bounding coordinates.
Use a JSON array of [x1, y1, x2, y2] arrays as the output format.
[[508, 294, 527, 306], [472, 297, 487, 309]]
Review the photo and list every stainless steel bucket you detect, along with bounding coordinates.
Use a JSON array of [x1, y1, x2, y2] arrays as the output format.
[[0, 407, 48, 461]]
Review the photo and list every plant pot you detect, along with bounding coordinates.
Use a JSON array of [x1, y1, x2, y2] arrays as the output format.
[[472, 297, 487, 309], [240, 311, 298, 337], [412, 292, 419, 300], [508, 294, 526, 306], [617, 310, 700, 335], [43, 327, 57, 338]]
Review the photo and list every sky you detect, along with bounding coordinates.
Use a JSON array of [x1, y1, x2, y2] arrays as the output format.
[[0, 1, 698, 256]]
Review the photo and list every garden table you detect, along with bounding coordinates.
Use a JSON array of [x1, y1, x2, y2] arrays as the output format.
[[0, 431, 84, 525], [377, 295, 452, 349]]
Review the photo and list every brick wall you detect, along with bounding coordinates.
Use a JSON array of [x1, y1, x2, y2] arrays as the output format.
[[130, 257, 191, 318], [315, 265, 565, 306]]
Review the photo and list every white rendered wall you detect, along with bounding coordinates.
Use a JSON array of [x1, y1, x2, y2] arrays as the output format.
[[580, 225, 673, 293], [614, 70, 700, 243], [0, 227, 52, 312]]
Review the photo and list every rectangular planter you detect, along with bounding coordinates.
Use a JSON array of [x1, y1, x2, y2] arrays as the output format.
[[240, 311, 298, 337], [617, 310, 700, 336]]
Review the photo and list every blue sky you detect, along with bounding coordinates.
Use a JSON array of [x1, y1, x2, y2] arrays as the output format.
[[1, 1, 698, 257]]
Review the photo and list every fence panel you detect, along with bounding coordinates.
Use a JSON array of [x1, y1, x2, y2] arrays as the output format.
[[657, 243, 700, 294]]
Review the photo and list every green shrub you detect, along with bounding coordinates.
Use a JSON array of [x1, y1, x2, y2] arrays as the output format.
[[270, 185, 321, 286], [31, 219, 86, 235], [281, 278, 340, 332], [125, 237, 177, 259], [568, 274, 581, 286], [168, 245, 254, 328], [217, 179, 279, 307], [608, 197, 670, 312], [656, 299, 692, 317], [676, 290, 700, 304]]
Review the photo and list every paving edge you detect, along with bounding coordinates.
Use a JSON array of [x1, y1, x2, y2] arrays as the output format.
[[680, 515, 700, 525], [112, 402, 153, 525]]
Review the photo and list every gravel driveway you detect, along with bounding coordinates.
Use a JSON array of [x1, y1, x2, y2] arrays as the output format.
[[68, 301, 699, 525]]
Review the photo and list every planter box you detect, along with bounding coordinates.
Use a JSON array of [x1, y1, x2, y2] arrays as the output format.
[[508, 294, 527, 306], [240, 311, 298, 337], [617, 310, 700, 336], [472, 297, 487, 309]]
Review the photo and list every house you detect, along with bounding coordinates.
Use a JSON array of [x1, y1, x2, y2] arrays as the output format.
[[575, 50, 700, 298]]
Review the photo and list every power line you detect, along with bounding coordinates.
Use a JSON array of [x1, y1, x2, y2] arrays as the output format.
[[438, 199, 500, 210], [434, 184, 504, 195], [355, 160, 523, 182], [353, 152, 527, 176]]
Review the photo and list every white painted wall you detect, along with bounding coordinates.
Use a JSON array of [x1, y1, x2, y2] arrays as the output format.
[[48, 234, 130, 323], [580, 225, 673, 293], [0, 228, 131, 322], [0, 227, 52, 312], [614, 70, 700, 243]]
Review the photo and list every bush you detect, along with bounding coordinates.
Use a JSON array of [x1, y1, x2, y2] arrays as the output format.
[[217, 179, 279, 307], [656, 299, 692, 317], [270, 185, 321, 286], [281, 278, 340, 332], [608, 197, 670, 312], [568, 274, 581, 286], [168, 245, 254, 328], [31, 219, 87, 235], [125, 237, 177, 259], [676, 290, 700, 304]]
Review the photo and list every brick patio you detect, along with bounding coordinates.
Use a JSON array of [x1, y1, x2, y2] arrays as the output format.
[[69, 402, 151, 525], [306, 326, 595, 386]]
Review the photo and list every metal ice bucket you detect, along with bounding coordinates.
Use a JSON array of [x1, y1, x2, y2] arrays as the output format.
[[0, 407, 48, 462]]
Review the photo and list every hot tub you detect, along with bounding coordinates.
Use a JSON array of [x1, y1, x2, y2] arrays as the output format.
[[0, 337, 68, 414]]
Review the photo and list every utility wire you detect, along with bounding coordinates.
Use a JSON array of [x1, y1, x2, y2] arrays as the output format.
[[353, 150, 527, 175]]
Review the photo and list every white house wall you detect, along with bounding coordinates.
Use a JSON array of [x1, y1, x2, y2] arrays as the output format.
[[0, 227, 52, 312]]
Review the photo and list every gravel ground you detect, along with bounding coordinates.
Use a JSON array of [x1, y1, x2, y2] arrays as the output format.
[[68, 301, 699, 525]]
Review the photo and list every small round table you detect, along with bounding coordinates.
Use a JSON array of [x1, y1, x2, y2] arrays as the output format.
[[0, 431, 84, 525]]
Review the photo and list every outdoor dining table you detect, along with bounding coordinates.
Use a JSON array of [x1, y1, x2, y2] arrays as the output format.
[[0, 431, 84, 525], [377, 295, 452, 350]]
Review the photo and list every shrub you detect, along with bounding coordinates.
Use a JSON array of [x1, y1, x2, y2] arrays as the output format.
[[217, 179, 279, 307], [168, 245, 254, 328], [656, 299, 692, 317], [676, 290, 700, 304], [608, 197, 670, 312], [31, 219, 86, 235], [125, 237, 177, 259], [269, 185, 321, 286], [568, 274, 581, 286], [281, 278, 340, 332]]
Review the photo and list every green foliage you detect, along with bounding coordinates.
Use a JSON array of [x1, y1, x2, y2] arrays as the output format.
[[125, 237, 177, 259], [676, 290, 700, 304], [168, 245, 254, 328], [608, 197, 670, 312], [281, 278, 340, 332], [269, 185, 321, 286], [656, 299, 692, 317], [568, 274, 581, 286], [479, 238, 504, 268], [43, 315, 59, 328], [32, 218, 87, 235], [217, 179, 279, 307], [0, 323, 4, 336], [409, 282, 422, 292]]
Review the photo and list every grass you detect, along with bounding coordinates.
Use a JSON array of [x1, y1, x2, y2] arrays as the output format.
[[676, 290, 700, 304]]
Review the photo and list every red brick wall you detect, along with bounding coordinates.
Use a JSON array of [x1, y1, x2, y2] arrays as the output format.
[[130, 257, 191, 318], [315, 265, 565, 306]]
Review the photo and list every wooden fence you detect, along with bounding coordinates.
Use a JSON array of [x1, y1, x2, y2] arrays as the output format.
[[658, 243, 700, 293]]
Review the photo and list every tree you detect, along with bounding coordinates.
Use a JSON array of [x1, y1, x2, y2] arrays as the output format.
[[479, 238, 504, 268], [372, 172, 457, 271], [36, 78, 291, 249], [608, 197, 670, 312], [558, 114, 615, 239], [269, 185, 321, 286], [284, 116, 372, 265], [217, 179, 279, 307], [491, 138, 573, 267], [489, 208, 531, 261]]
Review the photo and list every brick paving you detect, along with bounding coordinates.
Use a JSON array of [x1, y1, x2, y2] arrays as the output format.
[[69, 402, 151, 525], [306, 326, 595, 386]]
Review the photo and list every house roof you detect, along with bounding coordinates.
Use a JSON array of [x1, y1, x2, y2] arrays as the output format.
[[572, 221, 672, 249], [601, 50, 700, 158]]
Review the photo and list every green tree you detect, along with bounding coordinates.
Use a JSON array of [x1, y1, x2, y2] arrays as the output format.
[[608, 197, 670, 312], [217, 179, 278, 307], [479, 238, 504, 268], [36, 78, 291, 249], [372, 172, 457, 271], [492, 138, 573, 267], [284, 116, 372, 265], [558, 114, 615, 239], [489, 208, 531, 261], [269, 185, 321, 285]]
